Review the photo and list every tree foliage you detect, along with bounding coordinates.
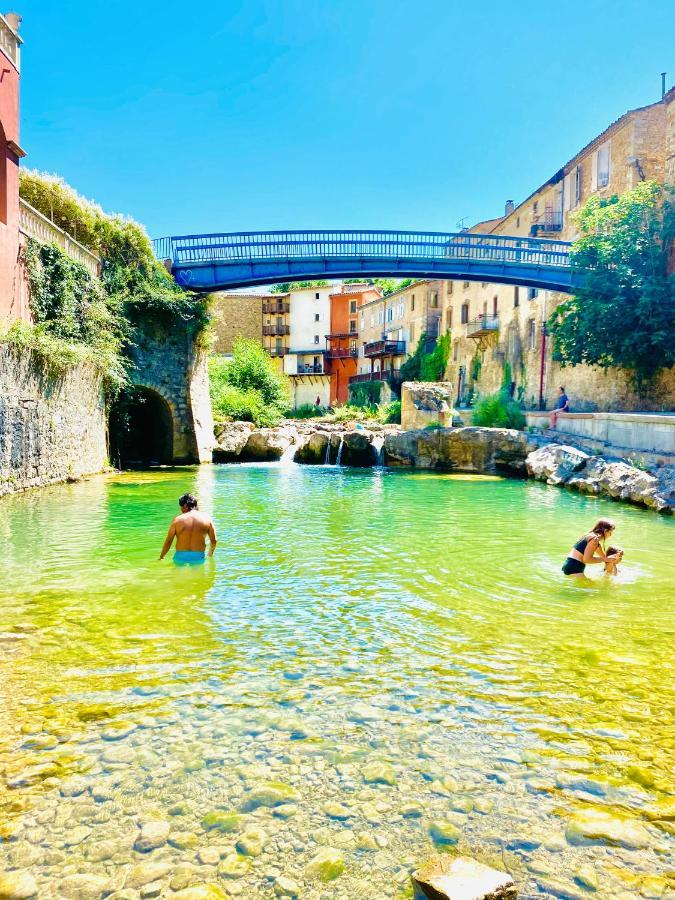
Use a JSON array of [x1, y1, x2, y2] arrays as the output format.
[[209, 339, 291, 426], [472, 389, 525, 430], [400, 331, 451, 382], [548, 181, 675, 384], [16, 170, 210, 390]]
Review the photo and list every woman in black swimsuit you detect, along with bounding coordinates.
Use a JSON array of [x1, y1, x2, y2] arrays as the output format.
[[562, 519, 615, 577]]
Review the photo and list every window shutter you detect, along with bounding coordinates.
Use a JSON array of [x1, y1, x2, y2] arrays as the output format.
[[591, 151, 598, 192], [574, 165, 582, 206], [563, 174, 572, 212]]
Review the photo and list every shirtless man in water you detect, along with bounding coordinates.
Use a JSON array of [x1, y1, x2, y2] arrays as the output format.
[[159, 493, 217, 564]]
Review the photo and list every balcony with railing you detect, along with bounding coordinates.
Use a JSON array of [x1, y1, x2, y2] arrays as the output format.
[[294, 364, 325, 375], [268, 347, 288, 357], [363, 339, 406, 358], [326, 347, 358, 359], [262, 301, 290, 314], [349, 370, 403, 386], [530, 207, 563, 237], [19, 199, 101, 278], [466, 315, 499, 339], [262, 323, 290, 336]]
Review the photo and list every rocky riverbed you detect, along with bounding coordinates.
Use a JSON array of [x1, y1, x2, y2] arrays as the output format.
[[212, 422, 675, 514]]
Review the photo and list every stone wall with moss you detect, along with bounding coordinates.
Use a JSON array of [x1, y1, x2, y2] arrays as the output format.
[[0, 346, 107, 496]]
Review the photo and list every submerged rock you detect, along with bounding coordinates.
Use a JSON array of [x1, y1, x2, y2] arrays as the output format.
[[59, 874, 111, 899], [201, 811, 243, 833], [412, 855, 516, 899], [428, 821, 461, 846], [565, 809, 651, 849], [363, 761, 397, 786], [172, 886, 230, 900], [0, 871, 38, 900], [134, 820, 170, 852], [305, 847, 345, 882], [240, 782, 298, 811]]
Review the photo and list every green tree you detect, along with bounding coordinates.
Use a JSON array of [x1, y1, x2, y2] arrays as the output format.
[[209, 338, 291, 426], [548, 181, 675, 386], [400, 331, 451, 382], [270, 280, 328, 293]]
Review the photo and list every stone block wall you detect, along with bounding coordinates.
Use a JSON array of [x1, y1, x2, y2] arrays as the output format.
[[209, 293, 263, 354], [401, 382, 454, 430], [0, 345, 107, 496], [128, 321, 214, 463]]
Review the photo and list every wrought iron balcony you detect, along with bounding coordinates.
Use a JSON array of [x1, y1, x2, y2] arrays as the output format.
[[262, 323, 290, 336], [268, 347, 288, 357], [326, 347, 358, 359], [349, 370, 403, 386], [530, 209, 563, 236], [326, 331, 357, 340], [294, 364, 324, 375], [363, 339, 406, 358], [262, 301, 290, 314], [466, 316, 499, 338]]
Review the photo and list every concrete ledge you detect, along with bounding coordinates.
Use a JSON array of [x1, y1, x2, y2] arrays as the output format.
[[525, 410, 675, 459]]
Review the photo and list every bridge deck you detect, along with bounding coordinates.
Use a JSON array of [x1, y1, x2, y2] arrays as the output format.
[[152, 230, 576, 293]]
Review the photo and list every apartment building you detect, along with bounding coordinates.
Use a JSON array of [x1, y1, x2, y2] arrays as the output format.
[[325, 282, 382, 404], [446, 86, 675, 412], [354, 280, 452, 398], [282, 285, 333, 406]]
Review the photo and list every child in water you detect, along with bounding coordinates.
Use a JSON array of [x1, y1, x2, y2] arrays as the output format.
[[604, 547, 624, 576]]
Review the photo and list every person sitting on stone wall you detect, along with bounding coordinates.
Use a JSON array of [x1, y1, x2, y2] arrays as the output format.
[[549, 386, 570, 429]]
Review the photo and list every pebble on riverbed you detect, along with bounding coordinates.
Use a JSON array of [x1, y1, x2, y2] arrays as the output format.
[[411, 855, 517, 900]]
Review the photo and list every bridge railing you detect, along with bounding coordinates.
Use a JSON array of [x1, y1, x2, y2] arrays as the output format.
[[152, 230, 571, 270]]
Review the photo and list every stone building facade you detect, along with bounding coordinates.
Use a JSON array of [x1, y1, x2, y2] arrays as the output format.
[[209, 292, 264, 355], [444, 87, 675, 412]]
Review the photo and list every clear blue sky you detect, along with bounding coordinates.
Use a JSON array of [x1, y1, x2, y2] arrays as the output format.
[[19, 0, 675, 239]]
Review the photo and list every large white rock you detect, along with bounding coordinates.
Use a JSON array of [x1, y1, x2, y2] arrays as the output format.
[[526, 443, 590, 485], [412, 856, 516, 900]]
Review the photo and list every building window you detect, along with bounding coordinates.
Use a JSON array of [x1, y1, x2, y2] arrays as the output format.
[[411, 294, 415, 311], [431, 292, 439, 309], [446, 307, 452, 329], [574, 164, 582, 206], [276, 338, 282, 353], [528, 288, 539, 301], [447, 282, 453, 295], [350, 300, 357, 314], [463, 281, 470, 290], [315, 292, 320, 300], [481, 283, 486, 289], [387, 307, 393, 322], [461, 303, 469, 324], [492, 296, 498, 316], [514, 287, 520, 308], [349, 339, 357, 354], [533, 201, 539, 215], [596, 143, 610, 188], [314, 335, 320, 344], [528, 320, 536, 351], [0, 122, 7, 224], [516, 216, 520, 229], [315, 313, 320, 322], [349, 319, 357, 333], [453, 341, 459, 361]]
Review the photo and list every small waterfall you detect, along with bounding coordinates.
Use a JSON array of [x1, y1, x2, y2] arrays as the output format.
[[279, 439, 297, 466], [335, 434, 345, 467], [324, 437, 331, 465], [372, 434, 385, 468]]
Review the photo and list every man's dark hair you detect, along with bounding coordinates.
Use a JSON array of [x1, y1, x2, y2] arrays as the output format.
[[179, 493, 198, 510]]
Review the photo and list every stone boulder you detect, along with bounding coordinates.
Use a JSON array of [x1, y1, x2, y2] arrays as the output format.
[[241, 427, 295, 462], [526, 443, 590, 485], [569, 458, 671, 512], [294, 431, 330, 464], [412, 855, 516, 900], [341, 430, 378, 467], [212, 422, 255, 462], [384, 427, 532, 474], [401, 382, 454, 431]]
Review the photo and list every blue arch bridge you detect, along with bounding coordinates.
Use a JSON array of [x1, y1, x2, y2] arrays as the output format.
[[152, 230, 579, 294]]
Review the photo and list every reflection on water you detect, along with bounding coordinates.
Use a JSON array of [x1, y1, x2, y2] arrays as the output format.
[[0, 465, 673, 898]]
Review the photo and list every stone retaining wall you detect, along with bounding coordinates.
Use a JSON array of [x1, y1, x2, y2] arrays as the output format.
[[0, 346, 107, 496], [525, 411, 675, 465]]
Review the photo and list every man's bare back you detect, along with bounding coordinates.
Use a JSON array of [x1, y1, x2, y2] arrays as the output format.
[[160, 493, 217, 562]]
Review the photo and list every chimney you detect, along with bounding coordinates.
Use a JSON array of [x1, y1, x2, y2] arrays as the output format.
[[505, 200, 515, 216], [5, 12, 22, 32]]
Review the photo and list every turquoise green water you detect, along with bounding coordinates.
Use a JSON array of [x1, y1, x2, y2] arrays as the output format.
[[0, 464, 673, 898]]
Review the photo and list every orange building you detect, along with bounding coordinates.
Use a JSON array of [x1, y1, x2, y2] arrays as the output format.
[[325, 283, 382, 405]]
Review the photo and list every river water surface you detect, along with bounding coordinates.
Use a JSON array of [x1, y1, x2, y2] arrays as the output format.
[[0, 464, 673, 898]]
